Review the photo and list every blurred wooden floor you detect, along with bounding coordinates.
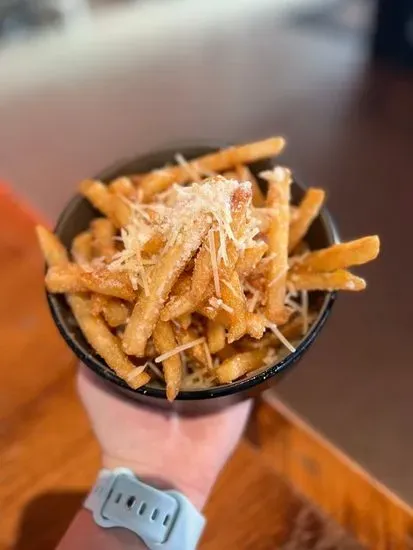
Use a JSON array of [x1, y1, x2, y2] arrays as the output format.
[[0, 188, 364, 549]]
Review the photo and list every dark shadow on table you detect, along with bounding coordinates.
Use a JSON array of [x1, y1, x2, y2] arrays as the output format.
[[14, 492, 86, 550]]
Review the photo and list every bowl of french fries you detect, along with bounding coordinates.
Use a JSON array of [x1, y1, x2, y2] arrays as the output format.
[[37, 137, 380, 410]]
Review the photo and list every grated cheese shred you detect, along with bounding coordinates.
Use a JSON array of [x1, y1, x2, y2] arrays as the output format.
[[155, 337, 206, 363], [265, 320, 296, 353]]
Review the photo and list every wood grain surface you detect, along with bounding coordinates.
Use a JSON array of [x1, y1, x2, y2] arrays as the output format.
[[0, 188, 362, 549], [259, 396, 413, 550]]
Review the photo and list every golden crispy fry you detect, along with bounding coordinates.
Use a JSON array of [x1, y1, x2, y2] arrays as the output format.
[[289, 188, 325, 252], [262, 167, 292, 324], [289, 269, 366, 291], [153, 320, 183, 401], [246, 312, 267, 339], [240, 312, 316, 351], [79, 179, 130, 228], [294, 236, 380, 272], [222, 271, 247, 343], [191, 231, 219, 302], [175, 327, 209, 368], [142, 233, 164, 256], [109, 177, 136, 199], [36, 226, 69, 267], [224, 184, 252, 269], [122, 216, 212, 356], [172, 273, 193, 295], [216, 349, 267, 384], [69, 293, 149, 389], [236, 243, 268, 277], [207, 320, 226, 353], [176, 313, 192, 330], [90, 294, 131, 327], [46, 264, 136, 301], [91, 218, 116, 259], [236, 164, 265, 206], [290, 205, 299, 223], [139, 137, 286, 197], [71, 231, 93, 265], [160, 281, 197, 321], [222, 170, 238, 179]]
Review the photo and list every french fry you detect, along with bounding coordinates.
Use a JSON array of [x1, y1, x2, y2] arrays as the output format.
[[222, 170, 238, 179], [139, 137, 286, 197], [109, 177, 136, 199], [69, 293, 149, 389], [36, 226, 68, 267], [246, 312, 267, 339], [236, 243, 268, 277], [90, 294, 131, 327], [207, 320, 226, 353], [289, 188, 325, 252], [222, 270, 247, 343], [262, 167, 292, 324], [176, 313, 192, 330], [142, 233, 164, 256], [175, 326, 209, 368], [38, 227, 148, 388], [191, 230, 219, 302], [122, 215, 212, 356], [160, 274, 195, 321], [293, 236, 380, 272], [236, 164, 265, 206], [91, 218, 116, 259], [153, 320, 182, 401], [71, 231, 93, 265], [79, 179, 130, 228], [46, 264, 136, 301], [289, 269, 366, 291], [216, 349, 267, 384]]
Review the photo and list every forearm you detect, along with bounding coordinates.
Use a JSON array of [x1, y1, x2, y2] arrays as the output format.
[[57, 509, 146, 550]]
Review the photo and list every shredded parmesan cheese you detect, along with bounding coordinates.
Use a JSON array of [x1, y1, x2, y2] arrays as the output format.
[[209, 297, 234, 314], [154, 337, 206, 363], [146, 361, 165, 380], [265, 320, 296, 353]]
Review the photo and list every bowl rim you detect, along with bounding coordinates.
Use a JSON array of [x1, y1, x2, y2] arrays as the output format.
[[46, 145, 339, 401]]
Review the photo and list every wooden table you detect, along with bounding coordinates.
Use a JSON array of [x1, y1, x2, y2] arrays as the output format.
[[0, 188, 362, 550]]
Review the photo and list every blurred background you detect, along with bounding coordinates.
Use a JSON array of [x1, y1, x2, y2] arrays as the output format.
[[2, 1, 413, 549]]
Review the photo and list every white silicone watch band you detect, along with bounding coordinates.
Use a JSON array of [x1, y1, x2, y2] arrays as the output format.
[[84, 468, 205, 550]]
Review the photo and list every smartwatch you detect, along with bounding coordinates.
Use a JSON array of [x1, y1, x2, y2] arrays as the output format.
[[84, 468, 205, 549]]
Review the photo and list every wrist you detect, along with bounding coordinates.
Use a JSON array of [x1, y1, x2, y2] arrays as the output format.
[[102, 454, 212, 510]]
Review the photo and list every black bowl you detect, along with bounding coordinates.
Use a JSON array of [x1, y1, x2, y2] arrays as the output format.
[[47, 143, 338, 413]]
